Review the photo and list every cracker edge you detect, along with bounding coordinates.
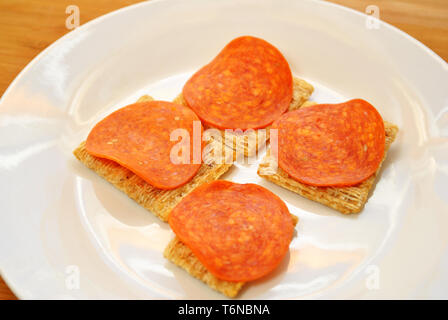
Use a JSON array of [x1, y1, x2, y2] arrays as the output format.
[[164, 237, 244, 298]]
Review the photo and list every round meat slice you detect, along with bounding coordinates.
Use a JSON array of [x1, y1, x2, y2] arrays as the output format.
[[183, 36, 293, 130], [86, 101, 203, 190], [272, 99, 385, 187], [169, 180, 295, 282]]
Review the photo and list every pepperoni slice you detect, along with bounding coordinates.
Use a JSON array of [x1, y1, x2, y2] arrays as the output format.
[[183, 36, 293, 130], [272, 99, 385, 187], [86, 101, 203, 190], [169, 181, 294, 282]]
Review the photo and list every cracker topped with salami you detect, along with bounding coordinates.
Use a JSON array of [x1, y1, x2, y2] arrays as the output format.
[[74, 96, 234, 221], [176, 36, 314, 157], [165, 181, 298, 297], [258, 99, 398, 214]]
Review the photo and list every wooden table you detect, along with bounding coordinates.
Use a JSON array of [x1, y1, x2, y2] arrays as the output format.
[[0, 0, 446, 300]]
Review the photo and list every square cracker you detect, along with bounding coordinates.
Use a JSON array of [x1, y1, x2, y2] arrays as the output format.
[[258, 119, 399, 214], [164, 215, 298, 298], [173, 77, 314, 157], [73, 95, 233, 222]]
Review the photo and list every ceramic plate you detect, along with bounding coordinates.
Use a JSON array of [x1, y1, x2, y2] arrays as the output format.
[[1, 0, 447, 299]]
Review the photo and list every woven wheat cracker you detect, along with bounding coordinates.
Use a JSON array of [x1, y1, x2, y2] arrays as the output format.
[[164, 215, 298, 297], [258, 120, 398, 214], [73, 95, 233, 221]]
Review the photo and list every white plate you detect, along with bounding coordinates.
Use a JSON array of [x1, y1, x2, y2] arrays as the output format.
[[1, 0, 447, 299]]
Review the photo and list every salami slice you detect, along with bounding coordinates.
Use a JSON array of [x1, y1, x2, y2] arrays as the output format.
[[272, 99, 385, 187], [183, 36, 293, 130], [86, 101, 203, 190], [169, 181, 295, 282]]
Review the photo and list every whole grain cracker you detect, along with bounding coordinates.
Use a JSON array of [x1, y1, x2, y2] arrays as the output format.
[[258, 120, 398, 214], [73, 95, 234, 221], [164, 214, 298, 298]]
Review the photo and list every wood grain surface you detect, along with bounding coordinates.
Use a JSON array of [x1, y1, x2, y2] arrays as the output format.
[[0, 0, 446, 300]]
